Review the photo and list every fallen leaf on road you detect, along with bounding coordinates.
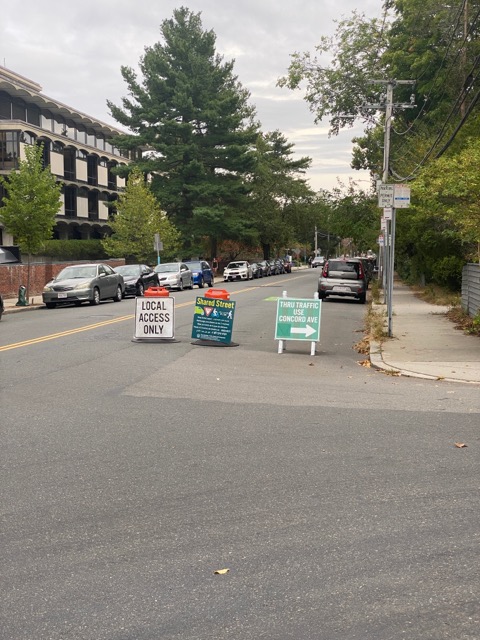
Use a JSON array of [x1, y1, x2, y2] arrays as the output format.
[[214, 568, 230, 575], [454, 442, 467, 448], [358, 360, 371, 368]]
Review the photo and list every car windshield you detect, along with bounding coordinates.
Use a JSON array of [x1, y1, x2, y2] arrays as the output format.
[[56, 266, 97, 280], [114, 265, 141, 276], [227, 262, 245, 268], [185, 262, 202, 270], [155, 263, 180, 273]]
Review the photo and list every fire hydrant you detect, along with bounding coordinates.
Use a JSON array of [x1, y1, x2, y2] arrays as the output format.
[[16, 285, 29, 307]]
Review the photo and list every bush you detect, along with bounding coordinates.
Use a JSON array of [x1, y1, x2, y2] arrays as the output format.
[[39, 239, 109, 261]]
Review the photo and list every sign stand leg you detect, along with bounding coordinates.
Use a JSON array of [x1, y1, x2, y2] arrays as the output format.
[[278, 339, 284, 354], [310, 341, 316, 356]]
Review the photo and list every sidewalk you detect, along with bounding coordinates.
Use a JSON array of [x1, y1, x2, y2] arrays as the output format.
[[2, 294, 45, 314], [369, 281, 480, 384]]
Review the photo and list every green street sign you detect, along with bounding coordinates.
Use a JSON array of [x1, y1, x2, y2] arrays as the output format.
[[275, 297, 321, 341], [192, 295, 236, 344]]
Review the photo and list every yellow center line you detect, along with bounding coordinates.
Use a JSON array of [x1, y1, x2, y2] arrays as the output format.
[[0, 274, 306, 351]]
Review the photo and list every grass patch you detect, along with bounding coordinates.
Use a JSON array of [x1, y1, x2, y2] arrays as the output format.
[[354, 303, 387, 354], [411, 283, 460, 307]]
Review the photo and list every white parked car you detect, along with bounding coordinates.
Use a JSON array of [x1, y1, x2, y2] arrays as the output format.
[[154, 263, 194, 290], [223, 261, 253, 281], [311, 255, 325, 268]]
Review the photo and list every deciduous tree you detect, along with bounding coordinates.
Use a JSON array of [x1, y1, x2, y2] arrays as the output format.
[[102, 168, 180, 263], [0, 143, 61, 296]]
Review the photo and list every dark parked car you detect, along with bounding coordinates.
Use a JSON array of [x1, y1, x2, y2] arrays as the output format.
[[249, 261, 263, 278], [113, 264, 159, 297], [318, 258, 367, 304], [0, 292, 4, 320], [268, 259, 279, 275], [42, 263, 125, 308], [184, 260, 214, 288], [257, 260, 271, 277]]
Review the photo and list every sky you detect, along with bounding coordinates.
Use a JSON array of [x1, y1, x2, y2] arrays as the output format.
[[2, 0, 382, 192]]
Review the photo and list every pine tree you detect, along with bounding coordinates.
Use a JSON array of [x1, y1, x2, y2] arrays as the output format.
[[108, 7, 259, 258]]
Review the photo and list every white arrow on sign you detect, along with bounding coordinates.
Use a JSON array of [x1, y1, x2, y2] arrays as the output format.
[[291, 325, 316, 338]]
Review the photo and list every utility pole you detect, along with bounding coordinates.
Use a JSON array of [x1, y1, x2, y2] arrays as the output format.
[[367, 79, 415, 337]]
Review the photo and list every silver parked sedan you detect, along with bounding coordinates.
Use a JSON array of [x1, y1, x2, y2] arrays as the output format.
[[154, 263, 194, 290], [42, 263, 125, 308]]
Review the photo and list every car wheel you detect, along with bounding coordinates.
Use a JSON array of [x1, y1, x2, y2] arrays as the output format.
[[113, 285, 122, 302], [198, 278, 204, 288], [359, 293, 367, 304], [188, 279, 194, 290], [137, 282, 145, 296], [318, 292, 326, 300], [90, 287, 101, 305], [178, 279, 184, 291], [46, 302, 56, 309]]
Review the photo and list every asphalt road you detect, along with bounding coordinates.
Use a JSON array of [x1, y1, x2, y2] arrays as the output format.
[[1, 270, 479, 640]]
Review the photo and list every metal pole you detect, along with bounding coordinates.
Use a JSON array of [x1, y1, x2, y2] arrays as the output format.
[[383, 81, 394, 335]]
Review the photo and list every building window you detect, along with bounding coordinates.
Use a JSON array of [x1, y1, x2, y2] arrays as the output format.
[[88, 191, 99, 220], [64, 147, 76, 181], [52, 140, 65, 154], [64, 119, 76, 140], [37, 139, 51, 168], [0, 131, 19, 169], [20, 131, 36, 145], [0, 91, 11, 119], [107, 162, 117, 189], [12, 99, 26, 121], [54, 115, 66, 136], [64, 185, 77, 218], [87, 155, 98, 186], [40, 109, 53, 132], [27, 104, 41, 127], [86, 129, 96, 147], [96, 133, 105, 151], [76, 125, 86, 144]]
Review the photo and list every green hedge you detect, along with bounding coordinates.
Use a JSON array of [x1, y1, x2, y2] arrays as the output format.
[[39, 239, 109, 261]]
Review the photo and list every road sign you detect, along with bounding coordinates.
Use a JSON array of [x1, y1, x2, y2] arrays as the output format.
[[134, 296, 174, 340], [383, 207, 393, 220], [192, 295, 236, 344], [275, 297, 321, 342], [378, 184, 394, 208], [154, 233, 163, 252], [394, 184, 411, 208]]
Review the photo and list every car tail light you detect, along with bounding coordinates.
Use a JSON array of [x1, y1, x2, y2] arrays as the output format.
[[322, 264, 328, 277], [357, 262, 364, 280]]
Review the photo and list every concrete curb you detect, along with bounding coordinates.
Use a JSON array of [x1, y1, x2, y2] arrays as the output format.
[[369, 339, 480, 385]]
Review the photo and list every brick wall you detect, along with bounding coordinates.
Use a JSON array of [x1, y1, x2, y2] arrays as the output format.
[[0, 260, 125, 298]]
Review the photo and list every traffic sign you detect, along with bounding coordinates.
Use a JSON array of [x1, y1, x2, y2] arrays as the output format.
[[275, 297, 321, 342], [192, 295, 236, 344], [134, 296, 174, 340], [394, 184, 411, 208], [378, 184, 394, 208]]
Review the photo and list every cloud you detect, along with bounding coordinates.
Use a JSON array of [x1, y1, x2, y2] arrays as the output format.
[[1, 0, 378, 190]]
